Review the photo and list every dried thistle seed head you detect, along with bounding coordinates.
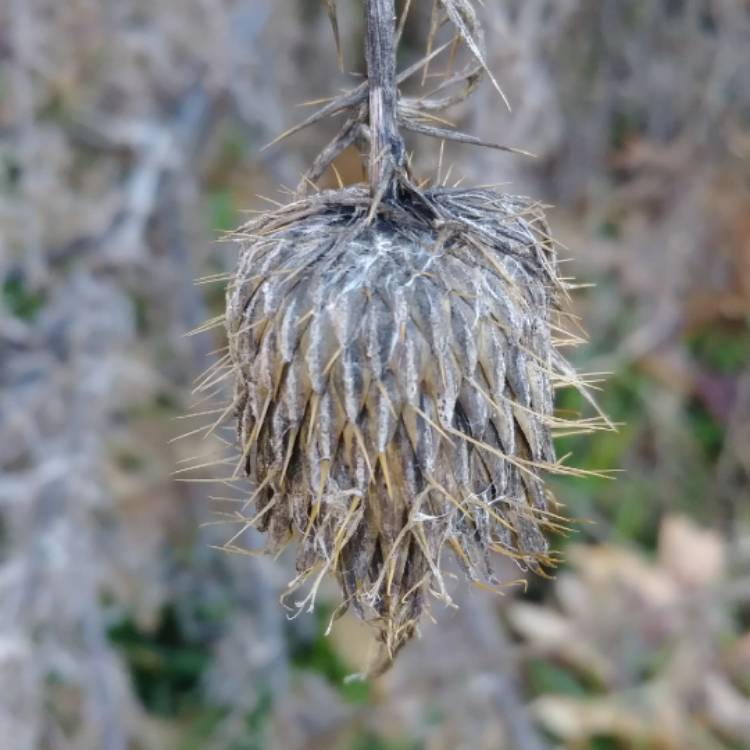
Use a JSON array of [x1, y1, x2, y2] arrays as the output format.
[[225, 185, 608, 673]]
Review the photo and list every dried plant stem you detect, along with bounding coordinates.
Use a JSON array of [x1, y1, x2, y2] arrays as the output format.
[[366, 0, 405, 200], [216, 0, 613, 676]]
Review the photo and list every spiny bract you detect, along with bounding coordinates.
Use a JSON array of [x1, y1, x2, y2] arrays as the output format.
[[224, 185, 608, 672]]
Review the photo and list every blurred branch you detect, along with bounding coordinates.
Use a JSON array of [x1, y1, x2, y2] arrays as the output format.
[[461, 596, 551, 750], [50, 84, 225, 269]]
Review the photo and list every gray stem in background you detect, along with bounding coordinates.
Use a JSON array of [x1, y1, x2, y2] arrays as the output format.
[[365, 0, 405, 200]]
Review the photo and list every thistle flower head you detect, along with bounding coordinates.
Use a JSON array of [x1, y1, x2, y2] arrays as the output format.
[[224, 185, 609, 672], [203, 0, 616, 675]]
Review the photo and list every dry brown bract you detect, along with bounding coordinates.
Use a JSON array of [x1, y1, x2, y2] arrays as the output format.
[[224, 184, 611, 674]]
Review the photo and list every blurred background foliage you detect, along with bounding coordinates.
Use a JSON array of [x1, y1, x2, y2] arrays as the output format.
[[1, 1, 749, 749]]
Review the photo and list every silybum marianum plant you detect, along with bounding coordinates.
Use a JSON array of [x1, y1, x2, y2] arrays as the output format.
[[209, 0, 611, 675]]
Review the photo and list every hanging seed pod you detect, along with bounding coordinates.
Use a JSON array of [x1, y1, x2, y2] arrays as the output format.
[[225, 188, 610, 672], [219, 0, 612, 675]]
